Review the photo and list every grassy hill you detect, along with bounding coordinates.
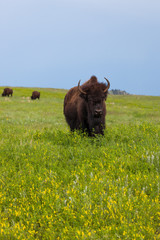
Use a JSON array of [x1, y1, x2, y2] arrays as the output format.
[[0, 87, 160, 239]]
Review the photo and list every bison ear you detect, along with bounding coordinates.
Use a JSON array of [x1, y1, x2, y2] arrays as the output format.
[[104, 92, 108, 100], [79, 92, 88, 101]]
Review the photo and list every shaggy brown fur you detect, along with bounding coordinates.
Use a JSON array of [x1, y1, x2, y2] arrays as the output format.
[[2, 88, 13, 97], [31, 91, 40, 100], [64, 76, 110, 136]]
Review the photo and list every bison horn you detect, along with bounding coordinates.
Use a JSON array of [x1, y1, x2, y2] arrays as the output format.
[[78, 80, 87, 95], [104, 77, 110, 92]]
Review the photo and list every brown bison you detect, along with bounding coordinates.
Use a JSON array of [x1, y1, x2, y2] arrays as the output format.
[[31, 91, 40, 100], [2, 88, 13, 97], [64, 76, 110, 136]]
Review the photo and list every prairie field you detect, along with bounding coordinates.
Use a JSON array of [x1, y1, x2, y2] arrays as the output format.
[[0, 87, 160, 240]]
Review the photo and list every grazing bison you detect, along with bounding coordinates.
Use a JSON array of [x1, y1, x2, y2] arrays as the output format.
[[31, 91, 40, 100], [64, 76, 110, 136], [2, 88, 13, 97]]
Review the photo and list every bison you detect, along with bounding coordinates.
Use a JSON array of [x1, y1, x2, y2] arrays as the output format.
[[31, 91, 40, 100], [64, 76, 110, 136], [2, 88, 13, 97]]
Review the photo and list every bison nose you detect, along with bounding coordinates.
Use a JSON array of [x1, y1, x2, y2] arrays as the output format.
[[95, 109, 102, 116]]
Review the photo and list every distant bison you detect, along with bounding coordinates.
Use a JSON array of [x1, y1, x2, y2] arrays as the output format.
[[31, 91, 40, 100], [64, 76, 110, 136], [2, 88, 13, 97]]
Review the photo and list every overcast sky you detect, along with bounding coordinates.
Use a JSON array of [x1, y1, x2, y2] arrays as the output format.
[[0, 0, 160, 95]]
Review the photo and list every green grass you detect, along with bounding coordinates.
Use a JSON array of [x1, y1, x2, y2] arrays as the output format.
[[0, 87, 160, 239]]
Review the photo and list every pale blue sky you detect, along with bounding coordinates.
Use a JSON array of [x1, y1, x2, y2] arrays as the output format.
[[0, 0, 160, 95]]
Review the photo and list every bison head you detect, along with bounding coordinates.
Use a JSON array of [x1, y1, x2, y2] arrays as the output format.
[[78, 77, 110, 118]]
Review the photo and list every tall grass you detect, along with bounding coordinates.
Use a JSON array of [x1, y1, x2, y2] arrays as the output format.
[[0, 87, 160, 239]]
